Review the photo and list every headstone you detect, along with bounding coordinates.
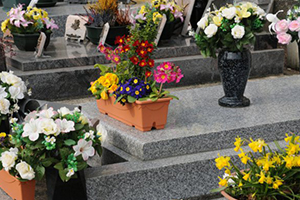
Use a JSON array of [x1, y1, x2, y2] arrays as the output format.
[[99, 23, 110, 45], [154, 14, 167, 45], [177, 0, 196, 35], [65, 15, 88, 42], [35, 32, 46, 58]]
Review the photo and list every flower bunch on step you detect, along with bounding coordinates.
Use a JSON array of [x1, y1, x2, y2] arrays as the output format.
[[212, 133, 300, 199], [267, 6, 300, 45], [150, 0, 184, 22], [1, 4, 58, 35], [8, 106, 102, 182], [194, 2, 265, 58]]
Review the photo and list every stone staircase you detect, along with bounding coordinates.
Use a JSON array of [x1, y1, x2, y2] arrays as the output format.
[[81, 75, 300, 200]]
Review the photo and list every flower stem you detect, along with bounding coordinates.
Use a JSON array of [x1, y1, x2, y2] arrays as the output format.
[[158, 83, 163, 95]]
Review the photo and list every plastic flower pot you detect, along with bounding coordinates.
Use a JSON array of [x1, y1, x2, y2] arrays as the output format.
[[85, 24, 129, 46], [96, 95, 172, 132], [160, 19, 177, 40], [12, 33, 40, 51], [2, 0, 31, 10], [36, 0, 57, 7], [0, 169, 36, 200]]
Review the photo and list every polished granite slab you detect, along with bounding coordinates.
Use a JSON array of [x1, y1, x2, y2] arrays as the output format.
[[6, 36, 199, 71]]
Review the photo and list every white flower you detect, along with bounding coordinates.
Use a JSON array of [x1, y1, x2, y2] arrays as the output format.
[[55, 118, 75, 133], [9, 86, 24, 100], [234, 17, 241, 23], [24, 111, 38, 123], [255, 7, 265, 18], [188, 30, 195, 37], [0, 148, 18, 171], [66, 168, 75, 178], [223, 173, 237, 185], [204, 24, 218, 38], [231, 25, 245, 39], [15, 161, 35, 180], [58, 107, 72, 117], [39, 118, 59, 136], [197, 14, 208, 29], [0, 86, 7, 99], [38, 107, 56, 119], [13, 104, 20, 112], [73, 107, 80, 113], [84, 130, 95, 140], [0, 71, 26, 99], [96, 123, 107, 142], [73, 139, 95, 161], [45, 136, 56, 144], [0, 98, 10, 115], [222, 7, 237, 20], [22, 119, 41, 141], [9, 117, 18, 124], [79, 115, 89, 125]]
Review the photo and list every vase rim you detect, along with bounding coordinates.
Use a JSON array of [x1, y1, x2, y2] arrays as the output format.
[[12, 33, 40, 36]]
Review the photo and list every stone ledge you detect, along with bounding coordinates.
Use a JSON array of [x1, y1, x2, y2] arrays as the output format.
[[94, 75, 300, 160]]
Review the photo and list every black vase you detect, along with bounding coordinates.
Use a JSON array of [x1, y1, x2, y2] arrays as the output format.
[[45, 167, 87, 200], [160, 20, 177, 40], [218, 49, 251, 107], [12, 32, 51, 51], [0, 117, 10, 134], [36, 0, 57, 7]]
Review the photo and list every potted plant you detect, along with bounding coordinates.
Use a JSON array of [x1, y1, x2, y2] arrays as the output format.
[[9, 106, 102, 200], [194, 2, 266, 107], [135, 0, 184, 40], [90, 21, 183, 132], [84, 0, 131, 45], [213, 133, 300, 199], [1, 4, 59, 51]]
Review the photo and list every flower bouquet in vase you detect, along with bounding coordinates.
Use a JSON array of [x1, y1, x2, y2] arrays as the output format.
[[9, 106, 102, 200], [194, 2, 266, 107], [213, 133, 300, 200], [1, 4, 58, 51], [90, 19, 183, 131]]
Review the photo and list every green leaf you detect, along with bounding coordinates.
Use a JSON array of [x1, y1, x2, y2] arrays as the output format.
[[138, 97, 149, 101], [59, 148, 72, 159], [166, 95, 179, 100], [76, 161, 88, 171], [35, 165, 45, 181], [75, 124, 84, 131], [64, 139, 76, 146], [210, 186, 226, 193], [127, 96, 137, 103], [150, 97, 159, 102], [41, 158, 58, 168]]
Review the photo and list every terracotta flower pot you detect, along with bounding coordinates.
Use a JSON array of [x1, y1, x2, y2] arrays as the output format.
[[0, 169, 35, 200], [221, 190, 238, 200], [96, 96, 172, 132]]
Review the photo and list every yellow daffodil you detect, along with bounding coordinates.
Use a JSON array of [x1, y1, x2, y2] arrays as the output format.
[[243, 172, 250, 181], [215, 154, 231, 170], [238, 181, 243, 187], [272, 154, 282, 165], [256, 171, 266, 184], [284, 155, 294, 169], [249, 138, 266, 153], [218, 176, 228, 187], [100, 90, 109, 100], [234, 136, 243, 152], [286, 143, 300, 155], [266, 175, 273, 184], [272, 178, 283, 189], [241, 155, 250, 165], [285, 133, 293, 143], [225, 167, 231, 175]]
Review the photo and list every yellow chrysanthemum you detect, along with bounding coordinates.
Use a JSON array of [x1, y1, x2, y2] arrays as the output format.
[[215, 154, 230, 170]]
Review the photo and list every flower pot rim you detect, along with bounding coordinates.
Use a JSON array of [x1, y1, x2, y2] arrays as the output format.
[[220, 190, 238, 200], [135, 97, 173, 105], [12, 32, 40, 36], [0, 169, 36, 184], [85, 24, 128, 29]]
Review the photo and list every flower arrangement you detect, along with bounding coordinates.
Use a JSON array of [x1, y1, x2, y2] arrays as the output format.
[[194, 2, 265, 58], [213, 133, 300, 199], [85, 0, 131, 27], [150, 0, 184, 22], [90, 34, 183, 105], [0, 71, 27, 123], [7, 106, 102, 182], [1, 4, 58, 35]]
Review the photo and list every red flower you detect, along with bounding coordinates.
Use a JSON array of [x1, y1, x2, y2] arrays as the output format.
[[137, 48, 147, 57], [147, 44, 154, 53], [126, 35, 132, 42], [140, 41, 149, 48], [148, 59, 154, 68], [122, 45, 130, 52], [139, 59, 147, 67], [130, 56, 139, 65], [145, 71, 152, 77], [115, 36, 125, 45], [133, 40, 140, 47], [98, 43, 106, 53]]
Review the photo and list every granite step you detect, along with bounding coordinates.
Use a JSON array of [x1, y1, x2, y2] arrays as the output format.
[[80, 75, 300, 161]]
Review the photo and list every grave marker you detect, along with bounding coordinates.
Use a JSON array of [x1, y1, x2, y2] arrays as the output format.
[[65, 15, 88, 42], [99, 23, 110, 45], [154, 14, 167, 46], [35, 32, 46, 58], [177, 0, 196, 35]]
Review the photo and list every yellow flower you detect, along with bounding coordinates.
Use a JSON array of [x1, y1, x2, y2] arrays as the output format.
[[272, 154, 282, 165], [1, 19, 9, 33], [236, 7, 251, 19], [218, 176, 228, 187], [212, 16, 223, 27], [284, 155, 294, 169], [98, 76, 105, 85], [153, 12, 163, 24], [241, 155, 250, 165], [29, 7, 43, 20], [225, 167, 231, 175], [248, 138, 266, 153], [272, 178, 283, 189], [285, 133, 293, 143], [243, 172, 250, 181], [286, 143, 300, 155], [102, 80, 111, 88], [256, 171, 266, 184], [215, 154, 230, 170], [238, 181, 243, 187], [110, 74, 119, 84], [266, 175, 273, 185], [139, 5, 146, 14], [0, 132, 6, 138], [109, 84, 118, 92], [234, 136, 243, 152], [100, 90, 109, 100]]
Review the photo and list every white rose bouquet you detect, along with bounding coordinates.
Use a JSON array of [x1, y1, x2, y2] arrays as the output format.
[[0, 71, 27, 124], [9, 106, 102, 182], [195, 2, 266, 58]]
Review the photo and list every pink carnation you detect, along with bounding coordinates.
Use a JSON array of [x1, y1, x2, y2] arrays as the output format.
[[275, 20, 289, 33], [277, 32, 292, 45], [289, 20, 300, 32]]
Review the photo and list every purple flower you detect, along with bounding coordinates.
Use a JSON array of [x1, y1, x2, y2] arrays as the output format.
[[134, 14, 146, 21], [160, 3, 173, 11], [43, 18, 59, 30]]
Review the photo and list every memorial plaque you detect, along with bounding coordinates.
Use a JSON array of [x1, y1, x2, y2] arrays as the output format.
[[99, 23, 110, 45], [154, 14, 167, 46], [65, 15, 88, 42], [35, 32, 46, 58]]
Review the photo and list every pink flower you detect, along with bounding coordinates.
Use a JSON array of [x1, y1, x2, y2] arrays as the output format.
[[289, 20, 300, 32], [43, 18, 59, 30], [275, 19, 289, 33], [154, 71, 168, 83], [167, 73, 176, 83], [160, 3, 173, 11], [98, 43, 106, 53], [161, 62, 172, 70], [112, 54, 121, 64], [73, 139, 95, 161], [9, 5, 31, 28], [174, 11, 184, 22], [277, 32, 292, 44], [175, 72, 184, 83], [134, 14, 146, 20]]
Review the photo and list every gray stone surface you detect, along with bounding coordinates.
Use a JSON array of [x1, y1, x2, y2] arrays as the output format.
[[7, 37, 199, 71], [84, 75, 300, 160]]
